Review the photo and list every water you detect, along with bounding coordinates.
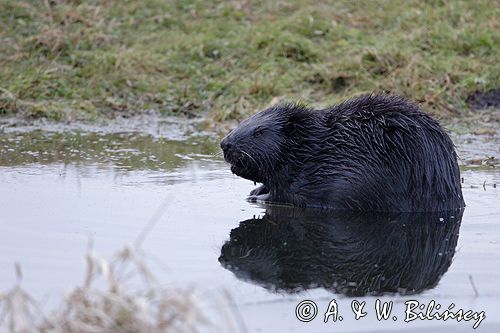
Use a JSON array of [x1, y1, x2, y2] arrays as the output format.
[[0, 119, 499, 332]]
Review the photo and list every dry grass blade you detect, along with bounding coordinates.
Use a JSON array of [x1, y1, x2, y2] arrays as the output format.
[[0, 284, 50, 333]]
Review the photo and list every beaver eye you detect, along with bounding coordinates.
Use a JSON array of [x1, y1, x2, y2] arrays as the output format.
[[253, 127, 265, 138]]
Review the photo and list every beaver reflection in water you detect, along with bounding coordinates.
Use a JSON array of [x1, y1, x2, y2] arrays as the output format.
[[219, 207, 463, 296], [220, 95, 465, 212]]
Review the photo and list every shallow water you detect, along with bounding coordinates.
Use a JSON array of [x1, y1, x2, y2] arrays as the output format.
[[0, 121, 499, 332]]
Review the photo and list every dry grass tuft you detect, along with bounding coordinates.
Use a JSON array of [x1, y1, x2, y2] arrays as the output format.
[[0, 246, 214, 333]]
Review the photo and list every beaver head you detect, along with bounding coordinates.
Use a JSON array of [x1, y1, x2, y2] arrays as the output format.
[[220, 104, 317, 184]]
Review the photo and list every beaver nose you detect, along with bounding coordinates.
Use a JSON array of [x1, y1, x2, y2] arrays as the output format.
[[220, 138, 232, 151]]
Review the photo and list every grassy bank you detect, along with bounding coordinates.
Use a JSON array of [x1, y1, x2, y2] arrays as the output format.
[[0, 0, 498, 121]]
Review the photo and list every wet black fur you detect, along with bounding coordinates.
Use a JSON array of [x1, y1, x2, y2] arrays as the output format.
[[220, 94, 465, 211], [219, 207, 463, 296]]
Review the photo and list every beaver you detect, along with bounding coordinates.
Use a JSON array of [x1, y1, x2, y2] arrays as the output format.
[[220, 94, 465, 212]]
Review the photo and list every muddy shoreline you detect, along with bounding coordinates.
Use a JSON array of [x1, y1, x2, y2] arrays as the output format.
[[1, 113, 498, 168]]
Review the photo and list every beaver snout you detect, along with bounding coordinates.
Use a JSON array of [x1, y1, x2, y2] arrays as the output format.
[[220, 136, 238, 164], [220, 137, 232, 152]]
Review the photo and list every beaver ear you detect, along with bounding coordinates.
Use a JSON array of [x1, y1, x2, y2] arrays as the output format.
[[283, 112, 309, 138], [283, 121, 298, 137]]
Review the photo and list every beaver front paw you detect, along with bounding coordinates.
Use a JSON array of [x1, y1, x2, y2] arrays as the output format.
[[248, 185, 270, 202], [247, 192, 271, 203], [250, 185, 268, 196]]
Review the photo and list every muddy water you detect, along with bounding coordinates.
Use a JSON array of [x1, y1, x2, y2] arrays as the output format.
[[0, 120, 499, 332]]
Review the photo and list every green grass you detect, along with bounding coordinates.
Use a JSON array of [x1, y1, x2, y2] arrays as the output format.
[[0, 0, 498, 121]]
